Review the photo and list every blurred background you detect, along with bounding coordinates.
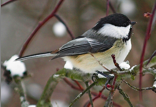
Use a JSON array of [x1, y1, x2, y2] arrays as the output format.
[[1, 0, 156, 107]]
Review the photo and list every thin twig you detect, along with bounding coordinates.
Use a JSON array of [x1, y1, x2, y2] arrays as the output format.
[[90, 53, 111, 72], [139, 2, 156, 100], [19, 0, 64, 57], [104, 91, 112, 107], [63, 78, 83, 91], [85, 82, 93, 107], [85, 91, 121, 107], [14, 76, 29, 107], [86, 86, 105, 107], [122, 79, 156, 93], [112, 75, 118, 90], [73, 80, 84, 90], [111, 54, 120, 91], [106, 0, 110, 16], [54, 14, 75, 40], [111, 54, 122, 71], [109, 1, 116, 13], [117, 86, 133, 107], [1, 0, 16, 7], [64, 78, 107, 104], [64, 76, 121, 107], [109, 83, 117, 107], [146, 50, 156, 66], [122, 79, 139, 91], [69, 82, 97, 107]]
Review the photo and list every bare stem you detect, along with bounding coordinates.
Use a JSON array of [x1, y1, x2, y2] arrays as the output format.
[[73, 80, 84, 90], [112, 75, 118, 90], [111, 54, 122, 71], [104, 91, 112, 107], [85, 82, 93, 107], [63, 69, 121, 107], [139, 2, 156, 100], [106, 0, 110, 16], [86, 86, 105, 107], [69, 82, 97, 107], [109, 1, 116, 13], [63, 78, 83, 91], [54, 14, 75, 39], [1, 0, 16, 7], [90, 53, 111, 72], [64, 78, 121, 107], [14, 76, 29, 107], [117, 86, 133, 107], [122, 79, 156, 93], [146, 50, 156, 66], [19, 0, 64, 57]]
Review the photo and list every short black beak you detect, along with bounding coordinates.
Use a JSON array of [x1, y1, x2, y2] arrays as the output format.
[[131, 21, 137, 26]]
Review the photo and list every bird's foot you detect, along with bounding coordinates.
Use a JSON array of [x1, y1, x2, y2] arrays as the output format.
[[96, 71, 114, 90]]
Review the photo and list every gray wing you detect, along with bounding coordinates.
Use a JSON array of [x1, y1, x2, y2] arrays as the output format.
[[52, 30, 117, 59]]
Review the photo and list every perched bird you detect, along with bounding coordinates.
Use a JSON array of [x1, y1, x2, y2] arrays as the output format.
[[17, 13, 136, 86]]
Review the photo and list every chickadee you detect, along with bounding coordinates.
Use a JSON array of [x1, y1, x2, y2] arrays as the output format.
[[17, 13, 136, 75]]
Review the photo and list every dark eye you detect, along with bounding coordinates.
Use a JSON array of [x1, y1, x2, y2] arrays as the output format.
[[123, 23, 127, 26], [123, 21, 130, 26]]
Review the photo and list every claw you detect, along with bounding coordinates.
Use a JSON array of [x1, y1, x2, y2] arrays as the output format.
[[96, 71, 114, 90], [92, 73, 98, 82]]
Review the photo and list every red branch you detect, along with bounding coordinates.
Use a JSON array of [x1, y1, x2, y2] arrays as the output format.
[[111, 54, 122, 71], [112, 75, 117, 90], [109, 1, 116, 13], [85, 91, 121, 107], [64, 78, 121, 107], [73, 80, 84, 90], [106, 0, 110, 16], [1, 0, 16, 7], [139, 2, 156, 101], [111, 54, 119, 90], [19, 0, 64, 57], [86, 86, 105, 107], [90, 91, 121, 107], [63, 78, 83, 91]]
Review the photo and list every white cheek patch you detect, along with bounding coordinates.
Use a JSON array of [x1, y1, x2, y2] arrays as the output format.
[[97, 24, 131, 39]]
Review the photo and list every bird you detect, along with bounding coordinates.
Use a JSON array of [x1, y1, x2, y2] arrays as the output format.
[[17, 13, 136, 87]]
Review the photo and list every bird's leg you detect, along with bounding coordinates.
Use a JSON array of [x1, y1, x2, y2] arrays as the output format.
[[96, 71, 114, 90], [92, 73, 98, 82]]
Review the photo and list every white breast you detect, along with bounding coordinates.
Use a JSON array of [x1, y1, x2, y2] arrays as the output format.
[[63, 39, 132, 73], [116, 39, 131, 64]]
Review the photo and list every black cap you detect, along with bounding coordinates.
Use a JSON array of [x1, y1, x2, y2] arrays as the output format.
[[93, 13, 131, 31]]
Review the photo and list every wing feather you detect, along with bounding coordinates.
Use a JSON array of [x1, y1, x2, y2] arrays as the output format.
[[52, 29, 117, 59]]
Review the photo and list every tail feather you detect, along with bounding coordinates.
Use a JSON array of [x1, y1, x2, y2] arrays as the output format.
[[16, 51, 57, 61]]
